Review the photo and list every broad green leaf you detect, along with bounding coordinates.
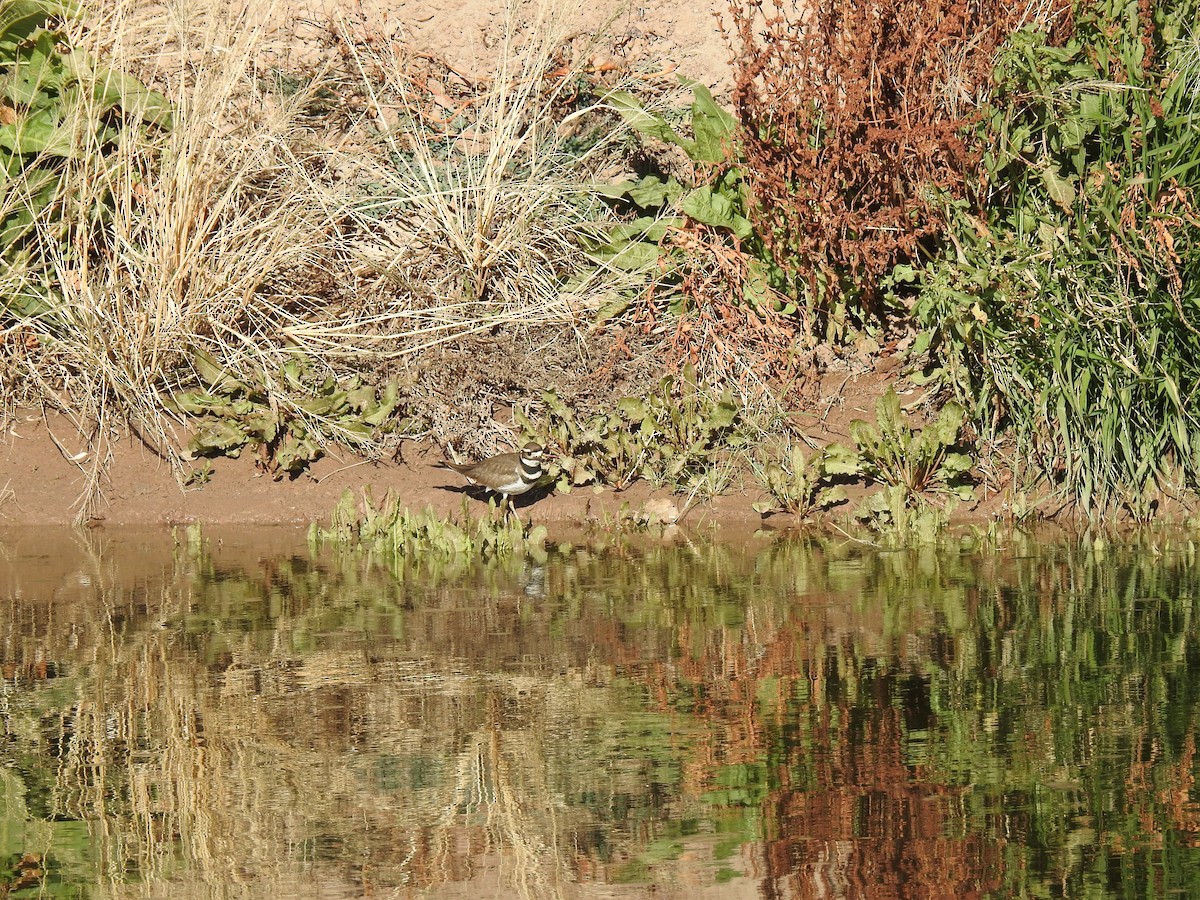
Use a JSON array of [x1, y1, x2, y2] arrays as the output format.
[[742, 256, 774, 307], [911, 331, 933, 354], [4, 41, 60, 108], [931, 401, 966, 444], [243, 411, 277, 443], [339, 421, 372, 443], [345, 385, 376, 412], [191, 348, 248, 393], [603, 89, 693, 154], [684, 79, 737, 163], [680, 186, 752, 238], [681, 361, 698, 389], [300, 394, 345, 416], [593, 295, 633, 325], [363, 398, 398, 427], [1057, 116, 1089, 151], [862, 490, 892, 514], [282, 358, 305, 389], [276, 434, 320, 473], [0, 1, 55, 50], [380, 378, 399, 406], [0, 107, 62, 156], [1040, 164, 1076, 211], [820, 485, 848, 505], [599, 175, 681, 209], [1078, 92, 1105, 121], [169, 391, 218, 415], [589, 239, 661, 271], [88, 61, 173, 127], [190, 420, 250, 453], [875, 386, 902, 433], [616, 397, 648, 422], [706, 401, 738, 430], [940, 452, 974, 476], [848, 420, 878, 452], [604, 216, 677, 244]]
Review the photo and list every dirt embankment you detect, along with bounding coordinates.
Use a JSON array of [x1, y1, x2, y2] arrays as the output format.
[[0, 370, 943, 531], [0, 0, 734, 531], [0, 2, 1013, 533]]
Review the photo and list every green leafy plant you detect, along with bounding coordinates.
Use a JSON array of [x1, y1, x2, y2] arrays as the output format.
[[584, 78, 809, 385], [183, 459, 213, 488], [0, 0, 171, 317], [849, 386, 974, 500], [586, 78, 789, 325], [516, 364, 741, 493], [913, 0, 1200, 514], [751, 442, 861, 518], [311, 489, 547, 561], [853, 485, 958, 544], [169, 351, 408, 479]]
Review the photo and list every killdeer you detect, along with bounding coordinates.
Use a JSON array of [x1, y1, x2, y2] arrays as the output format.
[[438, 441, 547, 508]]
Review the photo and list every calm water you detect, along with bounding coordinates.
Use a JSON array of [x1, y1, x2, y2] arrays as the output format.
[[0, 526, 1199, 898]]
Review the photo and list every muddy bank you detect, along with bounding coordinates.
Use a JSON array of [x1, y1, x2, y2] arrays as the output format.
[[0, 412, 773, 531]]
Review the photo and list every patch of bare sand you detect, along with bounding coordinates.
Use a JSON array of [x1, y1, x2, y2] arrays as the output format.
[[283, 0, 732, 90], [0, 369, 1016, 532], [0, 413, 768, 530]]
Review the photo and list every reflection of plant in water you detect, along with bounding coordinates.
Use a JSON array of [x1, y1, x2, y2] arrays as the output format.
[[642, 534, 1200, 897], [2, 530, 1200, 896], [0, 529, 713, 894]]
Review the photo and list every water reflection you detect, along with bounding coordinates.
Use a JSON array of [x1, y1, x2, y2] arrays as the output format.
[[0, 526, 1199, 897]]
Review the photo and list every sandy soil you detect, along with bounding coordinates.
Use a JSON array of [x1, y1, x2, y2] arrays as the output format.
[[284, 0, 735, 91], [0, 369, 938, 531], [0, 410, 753, 528]]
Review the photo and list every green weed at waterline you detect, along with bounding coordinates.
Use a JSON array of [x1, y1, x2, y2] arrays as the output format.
[[844, 387, 974, 541], [853, 486, 960, 545], [850, 387, 974, 499], [310, 490, 548, 562], [751, 442, 860, 518]]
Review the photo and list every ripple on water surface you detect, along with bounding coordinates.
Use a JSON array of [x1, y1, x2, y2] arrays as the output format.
[[0, 526, 1199, 898]]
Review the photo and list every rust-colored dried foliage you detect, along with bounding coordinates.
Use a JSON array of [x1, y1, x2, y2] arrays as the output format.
[[727, 0, 1069, 308]]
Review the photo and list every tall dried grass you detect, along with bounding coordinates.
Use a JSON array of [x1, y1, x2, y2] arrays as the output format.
[[0, 0, 651, 518], [0, 0, 339, 516], [333, 0, 646, 352]]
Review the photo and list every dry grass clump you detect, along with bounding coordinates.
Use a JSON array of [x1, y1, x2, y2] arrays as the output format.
[[0, 0, 343, 514], [329, 0, 648, 353], [1, 0, 734, 516], [1, 0, 659, 456]]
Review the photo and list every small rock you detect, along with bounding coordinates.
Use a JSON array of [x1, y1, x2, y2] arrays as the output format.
[[639, 498, 679, 526]]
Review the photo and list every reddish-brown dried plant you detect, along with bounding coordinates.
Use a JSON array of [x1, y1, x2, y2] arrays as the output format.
[[727, 0, 1070, 317]]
